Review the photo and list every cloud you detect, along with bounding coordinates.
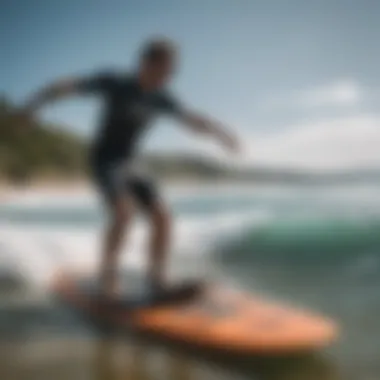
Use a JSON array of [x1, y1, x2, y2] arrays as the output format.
[[297, 80, 362, 108], [166, 77, 377, 172], [261, 79, 364, 110], [246, 114, 380, 171]]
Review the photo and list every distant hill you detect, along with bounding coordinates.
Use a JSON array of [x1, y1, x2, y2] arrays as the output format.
[[142, 153, 380, 184], [0, 96, 86, 184]]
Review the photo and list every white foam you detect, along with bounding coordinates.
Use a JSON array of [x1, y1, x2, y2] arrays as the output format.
[[2, 183, 306, 209], [0, 208, 271, 290]]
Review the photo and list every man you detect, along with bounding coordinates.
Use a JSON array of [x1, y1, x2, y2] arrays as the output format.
[[21, 38, 239, 299]]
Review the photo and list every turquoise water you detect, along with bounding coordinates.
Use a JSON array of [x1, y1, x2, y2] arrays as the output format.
[[0, 183, 380, 379]]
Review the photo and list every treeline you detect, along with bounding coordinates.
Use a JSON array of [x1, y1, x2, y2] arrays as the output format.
[[0, 96, 87, 184], [142, 153, 227, 181]]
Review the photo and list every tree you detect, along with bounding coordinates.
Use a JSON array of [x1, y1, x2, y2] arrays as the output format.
[[0, 95, 86, 184]]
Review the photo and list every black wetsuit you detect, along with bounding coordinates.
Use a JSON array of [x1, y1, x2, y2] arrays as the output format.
[[79, 71, 182, 209]]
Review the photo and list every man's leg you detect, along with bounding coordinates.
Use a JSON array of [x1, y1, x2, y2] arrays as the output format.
[[147, 200, 172, 288], [128, 175, 171, 289], [99, 196, 135, 298]]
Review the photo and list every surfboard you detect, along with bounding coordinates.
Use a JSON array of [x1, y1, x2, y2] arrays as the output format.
[[52, 271, 338, 355]]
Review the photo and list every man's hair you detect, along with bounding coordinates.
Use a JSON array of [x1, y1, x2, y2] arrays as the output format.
[[140, 38, 177, 64]]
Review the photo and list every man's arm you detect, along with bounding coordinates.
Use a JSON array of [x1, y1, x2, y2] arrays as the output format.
[[178, 111, 240, 153], [160, 93, 240, 153], [23, 78, 84, 114], [21, 71, 113, 117]]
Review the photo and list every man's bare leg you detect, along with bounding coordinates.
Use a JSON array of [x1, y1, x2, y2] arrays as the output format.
[[147, 201, 172, 289], [99, 197, 134, 298]]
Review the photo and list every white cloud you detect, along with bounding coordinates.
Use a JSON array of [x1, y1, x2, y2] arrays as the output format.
[[261, 79, 364, 110], [245, 114, 380, 171], [297, 80, 362, 108]]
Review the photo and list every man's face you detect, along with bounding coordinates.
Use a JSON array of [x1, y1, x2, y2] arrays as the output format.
[[145, 55, 176, 88]]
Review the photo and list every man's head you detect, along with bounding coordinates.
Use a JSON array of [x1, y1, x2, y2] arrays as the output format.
[[138, 38, 177, 89]]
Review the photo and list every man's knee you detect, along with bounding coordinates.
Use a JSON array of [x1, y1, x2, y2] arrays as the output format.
[[150, 203, 172, 233], [110, 198, 134, 226]]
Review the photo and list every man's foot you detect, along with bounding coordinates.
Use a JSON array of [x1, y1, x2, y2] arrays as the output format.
[[94, 280, 122, 311], [147, 276, 168, 296], [95, 288, 117, 303]]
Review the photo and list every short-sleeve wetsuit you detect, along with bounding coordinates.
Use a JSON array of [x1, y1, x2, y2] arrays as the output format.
[[79, 71, 183, 209]]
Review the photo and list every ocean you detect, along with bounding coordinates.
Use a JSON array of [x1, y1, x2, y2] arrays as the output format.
[[0, 182, 379, 380]]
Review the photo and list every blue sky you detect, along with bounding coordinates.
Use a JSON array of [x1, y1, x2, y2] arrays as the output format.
[[2, 0, 380, 170]]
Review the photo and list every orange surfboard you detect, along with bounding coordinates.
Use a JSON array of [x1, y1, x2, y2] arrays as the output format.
[[52, 271, 338, 355]]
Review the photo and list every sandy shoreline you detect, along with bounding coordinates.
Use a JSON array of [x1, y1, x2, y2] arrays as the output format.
[[0, 179, 90, 201], [0, 178, 214, 194], [3, 181, 89, 192], [0, 177, 265, 203]]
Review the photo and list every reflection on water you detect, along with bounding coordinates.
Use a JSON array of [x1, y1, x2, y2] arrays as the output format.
[[91, 337, 195, 380], [92, 337, 216, 380], [90, 336, 342, 380], [0, 335, 342, 380]]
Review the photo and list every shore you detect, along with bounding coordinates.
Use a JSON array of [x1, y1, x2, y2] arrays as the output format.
[[0, 177, 259, 201], [0, 178, 90, 200]]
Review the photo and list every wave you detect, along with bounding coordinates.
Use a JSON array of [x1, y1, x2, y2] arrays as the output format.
[[219, 215, 380, 266]]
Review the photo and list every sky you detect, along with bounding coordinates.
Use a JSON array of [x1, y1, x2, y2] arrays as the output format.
[[2, 0, 380, 171]]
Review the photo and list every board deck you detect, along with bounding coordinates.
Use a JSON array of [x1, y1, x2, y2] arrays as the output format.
[[52, 271, 338, 355], [78, 279, 203, 310]]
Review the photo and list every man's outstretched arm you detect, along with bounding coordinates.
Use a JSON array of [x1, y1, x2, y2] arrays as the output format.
[[178, 111, 240, 153], [23, 78, 84, 114]]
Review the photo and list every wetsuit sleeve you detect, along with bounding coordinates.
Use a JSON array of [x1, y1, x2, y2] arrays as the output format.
[[158, 92, 185, 118], [77, 72, 116, 94]]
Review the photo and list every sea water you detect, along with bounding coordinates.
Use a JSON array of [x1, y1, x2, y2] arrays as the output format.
[[0, 183, 379, 380]]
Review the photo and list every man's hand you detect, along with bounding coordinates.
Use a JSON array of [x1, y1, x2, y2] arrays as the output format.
[[10, 108, 36, 129], [218, 130, 241, 154], [11, 77, 84, 130]]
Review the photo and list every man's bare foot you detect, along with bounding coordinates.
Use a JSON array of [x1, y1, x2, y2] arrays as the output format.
[[147, 276, 168, 295], [95, 279, 122, 310]]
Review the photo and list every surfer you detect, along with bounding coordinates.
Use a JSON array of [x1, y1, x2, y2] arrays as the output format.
[[20, 38, 240, 299]]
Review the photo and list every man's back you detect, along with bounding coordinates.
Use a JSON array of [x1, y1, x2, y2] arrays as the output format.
[[80, 71, 180, 162]]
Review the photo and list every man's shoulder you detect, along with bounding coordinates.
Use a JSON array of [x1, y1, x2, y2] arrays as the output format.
[[78, 69, 135, 93], [89, 69, 133, 84]]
